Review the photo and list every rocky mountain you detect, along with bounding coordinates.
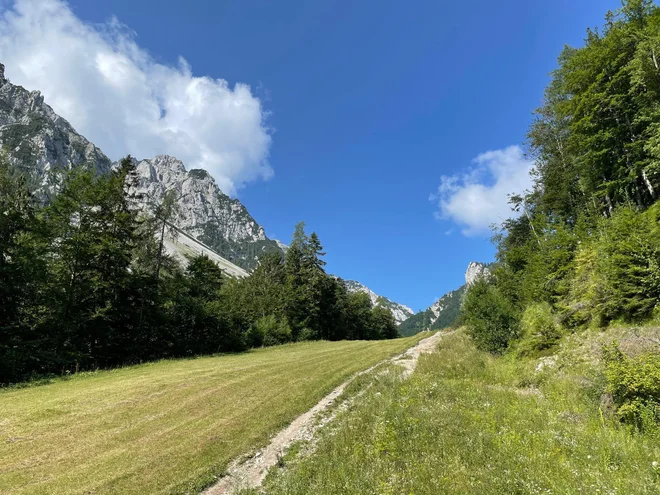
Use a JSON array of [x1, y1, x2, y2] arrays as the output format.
[[0, 63, 282, 272], [399, 262, 490, 336], [0, 60, 412, 321], [465, 261, 491, 286], [128, 155, 284, 270], [343, 280, 414, 325], [0, 63, 111, 197]]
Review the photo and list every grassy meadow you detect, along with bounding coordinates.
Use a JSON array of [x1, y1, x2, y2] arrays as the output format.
[[259, 330, 660, 495], [0, 335, 425, 495]]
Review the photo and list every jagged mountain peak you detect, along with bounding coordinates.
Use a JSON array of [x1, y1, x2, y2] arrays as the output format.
[[465, 261, 491, 286], [0, 61, 416, 301], [0, 62, 281, 272], [0, 63, 111, 196], [400, 260, 493, 336], [127, 154, 284, 270]]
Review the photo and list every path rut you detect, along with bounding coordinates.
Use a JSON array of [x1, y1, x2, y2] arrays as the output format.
[[202, 331, 444, 494]]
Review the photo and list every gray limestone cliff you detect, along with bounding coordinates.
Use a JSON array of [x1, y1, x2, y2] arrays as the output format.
[[127, 155, 284, 270], [0, 63, 111, 198]]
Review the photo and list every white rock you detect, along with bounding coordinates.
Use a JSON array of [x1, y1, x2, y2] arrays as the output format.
[[465, 262, 491, 287]]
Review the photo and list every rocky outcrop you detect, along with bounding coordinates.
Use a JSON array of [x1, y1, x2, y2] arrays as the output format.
[[0, 63, 111, 198], [343, 280, 414, 325], [465, 261, 491, 286], [127, 155, 284, 271], [0, 60, 414, 298]]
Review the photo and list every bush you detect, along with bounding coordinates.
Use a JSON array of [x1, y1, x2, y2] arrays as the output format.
[[248, 315, 292, 347], [603, 342, 660, 433], [297, 327, 316, 342], [595, 205, 660, 323], [264, 317, 292, 346], [462, 278, 519, 353], [516, 302, 562, 357]]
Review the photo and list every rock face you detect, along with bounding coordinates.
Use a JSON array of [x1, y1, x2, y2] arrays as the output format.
[[0, 63, 111, 198], [128, 155, 284, 270], [465, 261, 491, 286], [428, 287, 465, 324], [0, 63, 283, 272], [343, 280, 414, 325]]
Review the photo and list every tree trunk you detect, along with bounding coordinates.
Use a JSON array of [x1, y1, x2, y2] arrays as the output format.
[[605, 194, 614, 216], [155, 219, 166, 280], [635, 181, 644, 209], [642, 169, 656, 199]]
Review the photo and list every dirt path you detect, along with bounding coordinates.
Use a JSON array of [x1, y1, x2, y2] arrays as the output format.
[[202, 331, 444, 495]]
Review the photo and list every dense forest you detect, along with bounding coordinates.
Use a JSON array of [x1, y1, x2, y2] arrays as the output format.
[[0, 156, 398, 384], [462, 0, 660, 430]]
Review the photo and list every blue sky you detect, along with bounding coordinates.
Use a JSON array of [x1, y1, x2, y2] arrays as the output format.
[[0, 0, 623, 311]]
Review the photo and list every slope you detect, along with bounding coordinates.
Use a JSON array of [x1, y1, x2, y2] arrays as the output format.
[[0, 336, 424, 495], [399, 262, 490, 336], [258, 329, 660, 495]]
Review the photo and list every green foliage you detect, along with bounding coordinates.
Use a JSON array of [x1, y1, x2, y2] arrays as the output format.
[[248, 315, 292, 347], [260, 331, 660, 494], [595, 205, 660, 321], [371, 305, 399, 340], [462, 2, 660, 354], [400, 286, 466, 337], [0, 163, 399, 384], [603, 342, 660, 433], [516, 302, 562, 357], [462, 278, 519, 353], [398, 309, 435, 336]]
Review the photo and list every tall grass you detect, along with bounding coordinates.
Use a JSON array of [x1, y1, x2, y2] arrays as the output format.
[[261, 331, 660, 494]]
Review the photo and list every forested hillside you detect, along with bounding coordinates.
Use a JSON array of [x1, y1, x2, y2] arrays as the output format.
[[463, 0, 660, 431], [0, 156, 398, 384], [399, 286, 465, 336]]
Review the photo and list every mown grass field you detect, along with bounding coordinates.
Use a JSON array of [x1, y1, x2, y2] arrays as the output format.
[[0, 335, 425, 495], [259, 330, 660, 495]]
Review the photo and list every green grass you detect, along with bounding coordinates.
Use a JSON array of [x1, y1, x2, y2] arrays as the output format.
[[0, 336, 424, 495], [260, 330, 660, 494]]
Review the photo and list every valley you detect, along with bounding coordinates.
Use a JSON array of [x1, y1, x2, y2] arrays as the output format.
[[1, 1, 660, 494]]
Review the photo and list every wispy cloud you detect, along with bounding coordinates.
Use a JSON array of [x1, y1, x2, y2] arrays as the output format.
[[0, 0, 272, 195], [431, 145, 534, 236]]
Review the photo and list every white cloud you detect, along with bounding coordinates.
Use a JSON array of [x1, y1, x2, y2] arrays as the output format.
[[431, 145, 534, 236], [0, 0, 272, 195]]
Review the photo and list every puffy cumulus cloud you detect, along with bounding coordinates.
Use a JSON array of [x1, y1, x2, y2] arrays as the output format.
[[431, 145, 534, 236], [0, 0, 272, 194]]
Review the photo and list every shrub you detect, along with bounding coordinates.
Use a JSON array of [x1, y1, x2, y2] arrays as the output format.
[[595, 205, 660, 323], [516, 302, 562, 357], [602, 342, 660, 433], [297, 327, 316, 342], [462, 278, 519, 353], [264, 317, 292, 346], [248, 315, 293, 347]]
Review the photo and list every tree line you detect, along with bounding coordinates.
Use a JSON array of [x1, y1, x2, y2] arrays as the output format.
[[0, 155, 398, 384], [463, 0, 660, 354]]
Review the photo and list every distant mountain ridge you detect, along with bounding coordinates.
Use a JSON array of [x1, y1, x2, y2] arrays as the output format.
[[128, 155, 285, 270], [0, 62, 277, 273], [343, 280, 414, 325], [399, 262, 491, 336]]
